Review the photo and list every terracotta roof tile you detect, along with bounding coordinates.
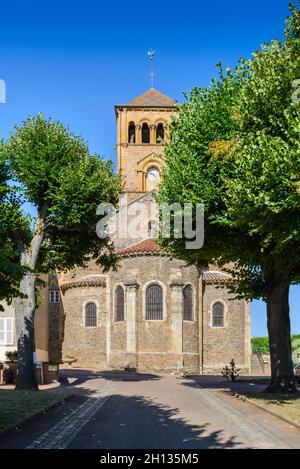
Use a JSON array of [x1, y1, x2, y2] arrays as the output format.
[[60, 275, 106, 293], [126, 88, 177, 107], [202, 270, 232, 285], [117, 239, 162, 256]]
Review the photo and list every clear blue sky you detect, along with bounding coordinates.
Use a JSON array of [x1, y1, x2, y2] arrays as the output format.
[[0, 0, 299, 336]]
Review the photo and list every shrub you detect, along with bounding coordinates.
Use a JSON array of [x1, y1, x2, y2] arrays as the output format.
[[252, 335, 300, 355], [222, 359, 240, 382], [5, 350, 18, 361], [251, 337, 269, 353]]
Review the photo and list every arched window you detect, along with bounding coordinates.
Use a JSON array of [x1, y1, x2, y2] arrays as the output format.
[[142, 123, 150, 143], [146, 284, 163, 320], [115, 285, 125, 321], [146, 166, 160, 191], [85, 302, 97, 327], [212, 302, 224, 328], [183, 285, 193, 321], [128, 122, 136, 143], [156, 123, 164, 143]]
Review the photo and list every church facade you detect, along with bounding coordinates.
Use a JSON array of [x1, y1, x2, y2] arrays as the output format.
[[45, 88, 251, 375], [0, 88, 251, 375]]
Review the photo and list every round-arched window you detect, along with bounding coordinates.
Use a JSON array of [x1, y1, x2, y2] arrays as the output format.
[[128, 122, 136, 143], [183, 285, 193, 321], [146, 284, 163, 320], [146, 166, 160, 191], [85, 302, 97, 327], [142, 123, 150, 143], [156, 123, 164, 143], [212, 302, 224, 328], [115, 285, 125, 321]]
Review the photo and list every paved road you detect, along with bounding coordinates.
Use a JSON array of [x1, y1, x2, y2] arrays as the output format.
[[1, 370, 299, 449]]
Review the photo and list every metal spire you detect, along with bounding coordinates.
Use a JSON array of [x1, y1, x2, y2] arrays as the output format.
[[147, 48, 157, 89]]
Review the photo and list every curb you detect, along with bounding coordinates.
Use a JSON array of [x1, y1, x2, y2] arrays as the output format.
[[0, 392, 74, 439], [233, 392, 300, 432]]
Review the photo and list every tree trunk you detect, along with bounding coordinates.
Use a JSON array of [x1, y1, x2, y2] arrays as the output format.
[[265, 274, 297, 393], [14, 272, 38, 390], [13, 208, 45, 391]]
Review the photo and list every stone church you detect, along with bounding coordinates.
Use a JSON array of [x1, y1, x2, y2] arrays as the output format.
[[1, 88, 251, 376]]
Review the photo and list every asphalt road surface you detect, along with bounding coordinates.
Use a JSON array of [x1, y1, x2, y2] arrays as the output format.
[[0, 370, 299, 449]]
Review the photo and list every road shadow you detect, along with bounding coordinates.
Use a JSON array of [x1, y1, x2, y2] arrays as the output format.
[[0, 387, 245, 449], [56, 368, 161, 396], [180, 375, 269, 395], [96, 370, 161, 382], [68, 393, 244, 449]]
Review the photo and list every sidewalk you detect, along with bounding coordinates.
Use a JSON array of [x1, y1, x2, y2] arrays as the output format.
[[182, 374, 300, 436], [0, 382, 61, 391]]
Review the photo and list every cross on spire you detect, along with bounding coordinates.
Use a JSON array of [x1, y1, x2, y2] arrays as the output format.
[[147, 48, 157, 89]]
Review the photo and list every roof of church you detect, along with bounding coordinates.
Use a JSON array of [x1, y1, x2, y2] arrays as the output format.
[[60, 274, 106, 293], [125, 88, 178, 108], [202, 270, 232, 285], [117, 239, 162, 256], [117, 242, 233, 284]]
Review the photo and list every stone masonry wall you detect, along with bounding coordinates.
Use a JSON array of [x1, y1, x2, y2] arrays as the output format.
[[202, 284, 251, 373], [109, 254, 199, 373], [61, 285, 107, 368], [53, 261, 250, 375]]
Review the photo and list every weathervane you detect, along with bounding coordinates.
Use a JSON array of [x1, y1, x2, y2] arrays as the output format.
[[147, 48, 157, 89]]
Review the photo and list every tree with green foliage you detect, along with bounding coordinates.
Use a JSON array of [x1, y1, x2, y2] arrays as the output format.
[[1, 114, 120, 390], [252, 335, 300, 362], [158, 3, 300, 393], [0, 152, 29, 305]]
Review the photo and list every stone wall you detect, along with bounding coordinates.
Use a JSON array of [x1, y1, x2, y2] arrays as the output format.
[[61, 285, 107, 368], [51, 259, 250, 375], [202, 284, 251, 373], [109, 254, 200, 373], [113, 192, 158, 251]]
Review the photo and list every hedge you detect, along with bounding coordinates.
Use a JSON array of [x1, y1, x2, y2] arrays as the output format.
[[252, 335, 300, 357]]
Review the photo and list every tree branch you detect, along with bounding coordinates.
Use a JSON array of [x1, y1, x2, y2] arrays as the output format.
[[23, 202, 48, 269]]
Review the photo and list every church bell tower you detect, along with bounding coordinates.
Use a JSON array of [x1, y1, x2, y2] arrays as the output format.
[[115, 88, 177, 199]]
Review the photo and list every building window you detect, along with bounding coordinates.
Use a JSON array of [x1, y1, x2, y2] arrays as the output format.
[[85, 302, 97, 327], [128, 122, 136, 143], [49, 290, 60, 304], [156, 123, 164, 143], [183, 285, 193, 321], [115, 286, 125, 321], [145, 166, 160, 191], [0, 318, 13, 345], [146, 284, 163, 320], [212, 302, 224, 328], [141, 123, 150, 143]]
